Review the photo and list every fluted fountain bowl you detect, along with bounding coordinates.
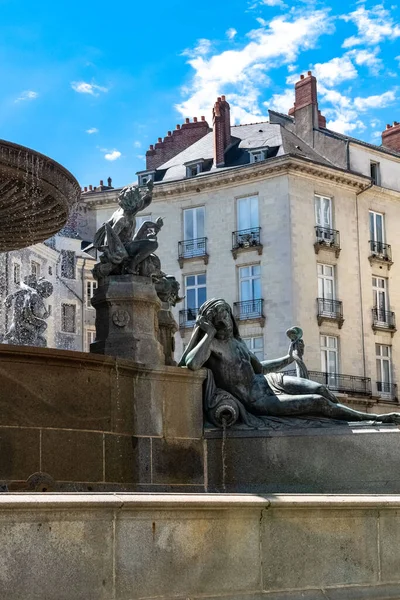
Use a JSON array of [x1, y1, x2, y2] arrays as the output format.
[[0, 139, 81, 251]]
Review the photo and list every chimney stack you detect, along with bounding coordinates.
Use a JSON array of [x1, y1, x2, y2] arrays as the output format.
[[288, 71, 327, 145], [382, 122, 400, 152], [213, 95, 231, 167]]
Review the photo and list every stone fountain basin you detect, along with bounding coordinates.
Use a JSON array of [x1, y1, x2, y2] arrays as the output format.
[[0, 139, 80, 250]]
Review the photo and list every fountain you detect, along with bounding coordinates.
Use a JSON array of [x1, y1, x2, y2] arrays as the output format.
[[0, 140, 399, 599]]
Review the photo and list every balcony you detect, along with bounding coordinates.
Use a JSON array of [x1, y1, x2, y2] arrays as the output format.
[[314, 227, 341, 258], [233, 299, 265, 326], [317, 298, 344, 328], [286, 370, 372, 397], [368, 240, 393, 268], [179, 308, 199, 330], [372, 308, 396, 334], [376, 381, 398, 402], [232, 227, 262, 259], [178, 238, 208, 268]]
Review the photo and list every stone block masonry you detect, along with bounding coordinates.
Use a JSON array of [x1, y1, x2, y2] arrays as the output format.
[[0, 494, 400, 599]]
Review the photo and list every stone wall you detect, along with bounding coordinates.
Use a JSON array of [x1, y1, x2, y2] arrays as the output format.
[[1, 493, 400, 599]]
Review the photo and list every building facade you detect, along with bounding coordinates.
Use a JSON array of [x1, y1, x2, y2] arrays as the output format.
[[80, 72, 400, 413]]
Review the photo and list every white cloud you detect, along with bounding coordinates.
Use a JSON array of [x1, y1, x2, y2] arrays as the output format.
[[71, 81, 108, 95], [15, 90, 38, 103], [86, 127, 98, 134], [133, 140, 142, 148], [342, 5, 400, 47], [353, 90, 396, 110], [346, 48, 382, 74], [226, 28, 237, 40], [104, 150, 121, 161], [313, 55, 357, 87], [176, 9, 333, 123], [136, 154, 146, 161], [265, 88, 295, 114], [182, 39, 212, 58], [249, 0, 285, 7]]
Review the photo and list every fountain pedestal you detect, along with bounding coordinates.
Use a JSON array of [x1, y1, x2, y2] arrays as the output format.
[[90, 274, 164, 366]]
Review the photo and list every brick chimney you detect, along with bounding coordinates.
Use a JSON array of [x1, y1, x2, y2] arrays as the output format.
[[213, 96, 231, 167], [146, 117, 211, 170], [288, 71, 327, 145], [382, 122, 400, 152]]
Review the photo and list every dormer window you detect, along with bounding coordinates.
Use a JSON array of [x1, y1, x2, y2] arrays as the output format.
[[370, 161, 380, 186], [249, 149, 268, 163], [184, 159, 205, 178], [137, 170, 155, 187]]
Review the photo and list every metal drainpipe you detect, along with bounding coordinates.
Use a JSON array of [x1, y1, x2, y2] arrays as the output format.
[[355, 180, 374, 381], [4, 251, 9, 333], [81, 257, 87, 351]]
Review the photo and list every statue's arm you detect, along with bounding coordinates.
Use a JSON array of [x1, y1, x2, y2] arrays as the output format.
[[185, 318, 216, 371], [261, 347, 294, 374]]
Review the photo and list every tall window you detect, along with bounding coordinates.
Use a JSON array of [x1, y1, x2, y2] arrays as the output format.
[[86, 330, 96, 351], [376, 344, 392, 394], [13, 263, 20, 284], [317, 264, 335, 304], [244, 336, 264, 361], [239, 265, 261, 302], [60, 250, 76, 279], [185, 274, 206, 324], [183, 207, 205, 257], [237, 196, 259, 231], [372, 276, 388, 321], [86, 280, 97, 308], [369, 211, 385, 244], [61, 304, 76, 333], [31, 261, 40, 278], [320, 335, 338, 386], [370, 162, 380, 186], [315, 195, 332, 229]]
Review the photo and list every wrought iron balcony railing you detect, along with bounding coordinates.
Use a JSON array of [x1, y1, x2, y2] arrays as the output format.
[[233, 299, 264, 321], [317, 298, 344, 327], [178, 237, 208, 267], [369, 240, 392, 263], [232, 227, 262, 258], [372, 308, 396, 331], [286, 369, 372, 396], [377, 381, 398, 401], [314, 226, 340, 255], [179, 308, 199, 329]]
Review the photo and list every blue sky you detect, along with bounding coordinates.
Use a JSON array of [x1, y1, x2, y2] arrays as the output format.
[[1, 0, 399, 188]]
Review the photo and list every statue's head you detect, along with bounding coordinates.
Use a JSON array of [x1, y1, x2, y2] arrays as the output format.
[[198, 298, 239, 339], [118, 181, 153, 214], [36, 279, 53, 299]]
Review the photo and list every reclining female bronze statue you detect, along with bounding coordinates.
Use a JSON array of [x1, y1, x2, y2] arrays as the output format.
[[179, 298, 400, 427]]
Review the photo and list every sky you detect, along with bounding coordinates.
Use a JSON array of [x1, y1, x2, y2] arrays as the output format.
[[0, 0, 399, 188]]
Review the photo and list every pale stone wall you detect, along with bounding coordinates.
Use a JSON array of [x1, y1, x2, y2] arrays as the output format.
[[350, 143, 400, 192], [1, 493, 400, 599]]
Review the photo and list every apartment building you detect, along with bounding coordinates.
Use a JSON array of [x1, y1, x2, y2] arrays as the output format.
[[80, 72, 400, 413]]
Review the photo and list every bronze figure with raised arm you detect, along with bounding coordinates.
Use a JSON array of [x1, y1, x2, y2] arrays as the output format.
[[179, 298, 400, 426]]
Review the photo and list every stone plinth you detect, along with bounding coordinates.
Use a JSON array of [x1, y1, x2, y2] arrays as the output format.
[[205, 424, 400, 493], [1, 493, 400, 599], [90, 274, 164, 366]]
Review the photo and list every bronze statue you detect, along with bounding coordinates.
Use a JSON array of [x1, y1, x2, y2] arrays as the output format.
[[179, 298, 400, 428], [90, 181, 164, 280], [3, 276, 53, 347]]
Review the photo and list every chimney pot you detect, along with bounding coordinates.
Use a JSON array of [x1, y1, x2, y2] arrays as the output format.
[[387, 124, 392, 129], [300, 74, 304, 80], [394, 121, 399, 126], [201, 116, 205, 121], [89, 185, 93, 191], [100, 180, 103, 186], [168, 131, 172, 136], [217, 96, 222, 101], [185, 118, 190, 124], [150, 144, 154, 150], [176, 124, 181, 129], [107, 177, 112, 187], [158, 137, 162, 143], [221, 95, 226, 101], [193, 117, 198, 122], [84, 186, 87, 192], [307, 71, 312, 76]]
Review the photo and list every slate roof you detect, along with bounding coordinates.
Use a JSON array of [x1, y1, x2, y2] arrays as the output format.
[[156, 122, 334, 182]]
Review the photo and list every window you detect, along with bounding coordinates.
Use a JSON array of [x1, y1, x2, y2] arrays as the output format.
[[372, 276, 388, 321], [315, 195, 332, 229], [317, 264, 335, 300], [31, 261, 40, 278], [61, 304, 76, 333], [249, 149, 267, 163], [138, 172, 154, 186], [60, 250, 76, 279], [376, 344, 392, 394], [240, 265, 261, 302], [370, 162, 380, 186], [244, 336, 264, 361], [86, 280, 97, 308], [185, 274, 206, 324], [320, 335, 338, 386], [13, 263, 20, 284], [183, 207, 205, 257], [185, 163, 202, 178], [237, 196, 259, 231], [86, 330, 96, 351], [369, 211, 384, 244]]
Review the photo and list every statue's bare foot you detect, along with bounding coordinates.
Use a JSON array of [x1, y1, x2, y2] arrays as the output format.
[[375, 413, 400, 424]]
